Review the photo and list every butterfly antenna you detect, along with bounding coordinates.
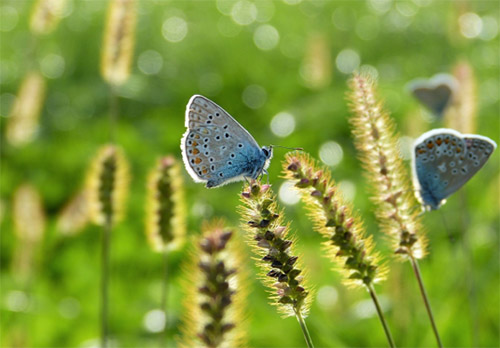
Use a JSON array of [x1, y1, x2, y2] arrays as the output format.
[[270, 145, 303, 151]]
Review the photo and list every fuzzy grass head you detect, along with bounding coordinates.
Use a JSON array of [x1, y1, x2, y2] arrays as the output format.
[[284, 152, 387, 288], [6, 71, 46, 147], [145, 156, 186, 252], [180, 219, 247, 348], [100, 0, 136, 86], [347, 73, 427, 260], [239, 180, 311, 318], [86, 144, 129, 227], [56, 189, 90, 236]]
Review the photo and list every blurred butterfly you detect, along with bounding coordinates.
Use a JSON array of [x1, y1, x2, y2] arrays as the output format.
[[407, 74, 459, 117], [412, 128, 496, 210], [181, 95, 273, 188]]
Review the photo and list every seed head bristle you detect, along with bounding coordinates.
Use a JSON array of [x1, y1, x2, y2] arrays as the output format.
[[239, 180, 311, 318], [86, 144, 129, 227], [6, 71, 46, 147], [30, 0, 66, 35], [56, 189, 90, 236], [347, 73, 427, 259], [180, 219, 248, 348], [12, 183, 46, 280], [100, 0, 137, 86], [284, 152, 387, 288], [145, 156, 186, 252]]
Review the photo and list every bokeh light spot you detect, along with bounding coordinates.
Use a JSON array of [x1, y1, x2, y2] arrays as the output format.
[[162, 16, 188, 43], [5, 290, 29, 312], [479, 16, 498, 41], [398, 135, 414, 161], [319, 141, 343, 167], [242, 84, 267, 109], [138, 50, 163, 75], [40, 54, 65, 79], [335, 49, 360, 74], [270, 112, 295, 138], [317, 285, 338, 310], [143, 309, 165, 333], [356, 15, 380, 40], [279, 181, 300, 205], [231, 0, 257, 26], [0, 6, 18, 32], [58, 297, 81, 319], [253, 24, 280, 51], [459, 12, 482, 39], [338, 180, 356, 202]]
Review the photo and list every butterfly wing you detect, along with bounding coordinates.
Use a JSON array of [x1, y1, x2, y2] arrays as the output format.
[[181, 95, 267, 188], [413, 128, 496, 209], [408, 74, 458, 117]]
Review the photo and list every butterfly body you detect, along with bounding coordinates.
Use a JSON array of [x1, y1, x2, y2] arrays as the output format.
[[412, 128, 496, 210], [181, 95, 272, 188]]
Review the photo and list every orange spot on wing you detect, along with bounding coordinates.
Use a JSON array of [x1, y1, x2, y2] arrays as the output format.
[[194, 157, 202, 164], [192, 148, 199, 155], [436, 139, 442, 145], [192, 141, 198, 146], [194, 135, 200, 139], [427, 142, 434, 149], [444, 139, 449, 144], [202, 169, 208, 174], [418, 149, 427, 154], [456, 147, 461, 153]]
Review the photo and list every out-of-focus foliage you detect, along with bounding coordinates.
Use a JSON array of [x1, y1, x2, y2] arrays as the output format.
[[0, 0, 498, 347]]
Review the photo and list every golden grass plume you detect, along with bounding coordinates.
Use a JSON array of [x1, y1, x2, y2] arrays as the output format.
[[145, 156, 186, 252], [86, 144, 129, 227], [347, 73, 427, 260], [100, 0, 137, 86], [180, 219, 248, 348], [239, 180, 312, 318], [30, 0, 66, 35]]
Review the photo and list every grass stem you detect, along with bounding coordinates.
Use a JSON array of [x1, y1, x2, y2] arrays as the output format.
[[294, 309, 315, 348], [160, 250, 169, 347], [100, 217, 112, 348], [367, 285, 396, 348], [410, 257, 442, 347]]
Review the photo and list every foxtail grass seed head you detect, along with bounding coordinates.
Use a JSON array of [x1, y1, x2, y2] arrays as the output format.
[[56, 189, 90, 236], [301, 33, 332, 89], [145, 156, 186, 252], [86, 145, 129, 227], [6, 71, 46, 147], [347, 73, 427, 259], [180, 220, 247, 348], [30, 0, 66, 35], [12, 184, 46, 279], [239, 180, 311, 318], [444, 61, 477, 134], [284, 153, 387, 288], [100, 0, 137, 86]]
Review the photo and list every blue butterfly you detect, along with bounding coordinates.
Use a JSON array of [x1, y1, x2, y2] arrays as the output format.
[[181, 95, 272, 188], [412, 128, 497, 210], [407, 74, 458, 117]]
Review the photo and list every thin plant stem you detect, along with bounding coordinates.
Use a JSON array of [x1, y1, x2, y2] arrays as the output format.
[[294, 309, 315, 348], [410, 257, 443, 348], [100, 217, 112, 348], [108, 85, 118, 144], [367, 284, 396, 348], [160, 250, 169, 348]]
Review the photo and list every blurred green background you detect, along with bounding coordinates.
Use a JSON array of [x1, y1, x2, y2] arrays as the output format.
[[1, 0, 499, 347]]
